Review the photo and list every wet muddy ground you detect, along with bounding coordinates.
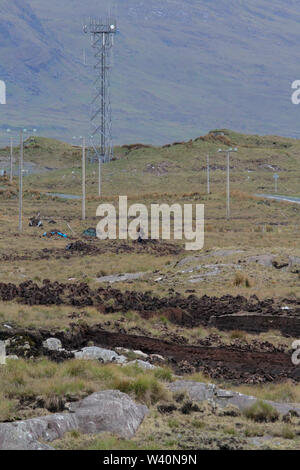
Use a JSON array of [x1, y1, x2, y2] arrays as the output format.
[[0, 323, 298, 384]]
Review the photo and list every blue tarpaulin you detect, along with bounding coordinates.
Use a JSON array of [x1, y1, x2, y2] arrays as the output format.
[[43, 231, 68, 238]]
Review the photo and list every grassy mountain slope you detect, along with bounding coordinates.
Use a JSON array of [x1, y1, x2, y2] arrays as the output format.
[[1, 1, 300, 144]]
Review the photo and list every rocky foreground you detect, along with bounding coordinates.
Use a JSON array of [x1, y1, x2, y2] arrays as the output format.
[[1, 379, 300, 450]]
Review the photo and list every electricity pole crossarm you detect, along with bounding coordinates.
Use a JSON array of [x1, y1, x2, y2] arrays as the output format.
[[218, 147, 238, 220]]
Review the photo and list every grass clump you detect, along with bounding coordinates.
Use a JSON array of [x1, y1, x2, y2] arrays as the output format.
[[114, 374, 169, 406], [0, 392, 18, 422], [230, 330, 247, 340], [233, 272, 252, 287], [223, 427, 237, 436], [186, 371, 214, 384], [191, 419, 206, 429], [274, 425, 296, 440], [243, 400, 279, 423], [168, 418, 179, 429], [244, 425, 264, 437], [154, 367, 173, 382]]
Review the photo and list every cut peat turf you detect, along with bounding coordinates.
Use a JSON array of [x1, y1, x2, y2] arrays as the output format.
[[1, 281, 300, 336], [0, 239, 182, 262], [1, 324, 299, 384]]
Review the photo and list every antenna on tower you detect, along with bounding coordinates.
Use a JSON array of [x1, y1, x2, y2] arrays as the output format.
[[83, 13, 117, 194]]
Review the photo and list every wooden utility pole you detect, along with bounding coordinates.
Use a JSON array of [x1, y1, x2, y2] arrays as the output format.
[[19, 130, 23, 232], [9, 136, 13, 184], [207, 154, 210, 194], [226, 151, 230, 220], [82, 137, 86, 220]]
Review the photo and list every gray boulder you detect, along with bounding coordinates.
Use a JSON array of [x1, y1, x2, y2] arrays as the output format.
[[169, 381, 300, 416], [96, 272, 146, 283], [69, 390, 148, 438], [169, 381, 216, 402], [42, 338, 63, 351], [150, 354, 165, 364], [133, 350, 149, 359], [73, 346, 126, 363], [0, 390, 148, 450], [127, 359, 157, 370], [0, 413, 78, 450]]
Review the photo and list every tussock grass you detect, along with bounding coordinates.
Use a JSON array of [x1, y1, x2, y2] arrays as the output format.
[[167, 418, 179, 429], [0, 391, 18, 422], [233, 272, 252, 287], [273, 425, 296, 440], [185, 371, 214, 384], [244, 425, 265, 437], [243, 400, 279, 423], [191, 418, 206, 429], [0, 359, 172, 421], [86, 435, 149, 451], [233, 381, 300, 404], [230, 330, 247, 340], [53, 431, 161, 451]]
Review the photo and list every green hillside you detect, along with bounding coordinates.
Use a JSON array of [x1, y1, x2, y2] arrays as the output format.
[[4, 129, 300, 203]]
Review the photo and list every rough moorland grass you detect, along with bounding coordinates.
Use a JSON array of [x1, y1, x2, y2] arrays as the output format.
[[273, 425, 296, 440], [233, 272, 251, 288], [2, 181, 300, 300], [244, 425, 265, 438], [53, 431, 161, 451], [0, 392, 18, 422], [233, 381, 300, 404], [0, 359, 173, 421], [243, 400, 279, 423]]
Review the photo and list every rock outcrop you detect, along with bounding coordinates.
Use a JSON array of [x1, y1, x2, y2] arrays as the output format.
[[0, 390, 148, 450], [169, 381, 300, 416]]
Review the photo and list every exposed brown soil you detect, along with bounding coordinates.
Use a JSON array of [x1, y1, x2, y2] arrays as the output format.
[[1, 324, 298, 384], [0, 239, 182, 262]]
